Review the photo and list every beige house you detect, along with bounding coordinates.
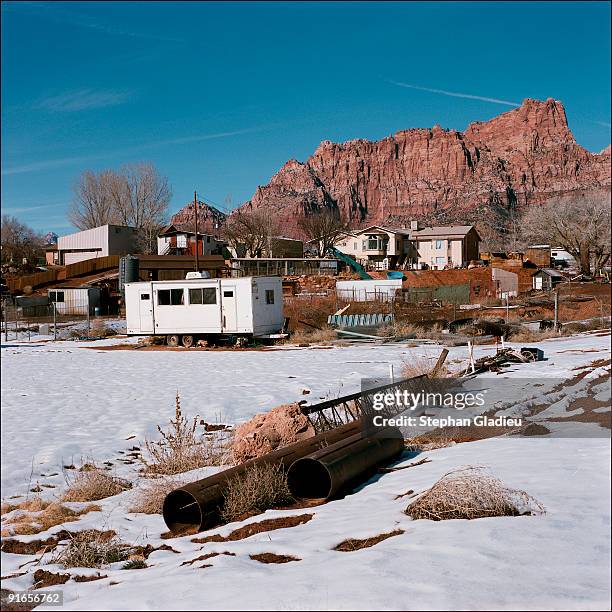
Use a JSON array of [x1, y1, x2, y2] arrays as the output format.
[[412, 225, 480, 270], [333, 222, 479, 270]]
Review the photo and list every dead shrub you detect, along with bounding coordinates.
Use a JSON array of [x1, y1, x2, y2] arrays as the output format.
[[140, 393, 226, 475], [129, 476, 189, 515], [62, 468, 131, 502], [508, 326, 560, 343], [405, 466, 545, 521], [52, 530, 131, 569], [220, 463, 293, 524], [288, 326, 337, 345], [2, 500, 101, 536]]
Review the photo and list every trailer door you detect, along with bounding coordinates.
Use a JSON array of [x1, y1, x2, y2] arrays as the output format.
[[138, 289, 154, 333], [221, 285, 238, 332]]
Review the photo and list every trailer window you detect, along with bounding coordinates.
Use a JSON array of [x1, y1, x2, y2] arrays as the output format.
[[50, 291, 64, 303], [140, 293, 150, 300], [158, 289, 184, 305], [189, 288, 216, 305], [265, 289, 275, 305], [223, 290, 233, 298]]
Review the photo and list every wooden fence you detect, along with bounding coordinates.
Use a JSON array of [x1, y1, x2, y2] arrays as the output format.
[[6, 255, 120, 293]]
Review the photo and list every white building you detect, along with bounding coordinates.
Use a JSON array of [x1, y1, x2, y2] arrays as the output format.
[[48, 287, 102, 315], [51, 225, 138, 265], [124, 275, 284, 345]]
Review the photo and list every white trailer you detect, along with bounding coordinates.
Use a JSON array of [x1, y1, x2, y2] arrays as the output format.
[[124, 275, 285, 347]]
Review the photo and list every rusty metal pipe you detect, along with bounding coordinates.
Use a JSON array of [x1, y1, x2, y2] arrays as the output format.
[[163, 420, 363, 532], [287, 427, 404, 500]]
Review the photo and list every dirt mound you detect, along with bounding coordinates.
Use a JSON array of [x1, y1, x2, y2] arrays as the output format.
[[232, 403, 314, 463]]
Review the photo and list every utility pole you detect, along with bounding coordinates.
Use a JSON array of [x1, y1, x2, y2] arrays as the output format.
[[193, 191, 199, 272]]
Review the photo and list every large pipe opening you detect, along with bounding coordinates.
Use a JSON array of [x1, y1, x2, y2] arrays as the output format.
[[163, 489, 203, 532], [287, 458, 332, 500]]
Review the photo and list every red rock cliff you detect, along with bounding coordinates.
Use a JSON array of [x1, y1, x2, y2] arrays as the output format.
[[236, 98, 610, 236]]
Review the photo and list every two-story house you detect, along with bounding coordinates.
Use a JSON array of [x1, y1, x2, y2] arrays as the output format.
[[412, 225, 480, 269], [157, 224, 225, 257], [333, 222, 480, 270]]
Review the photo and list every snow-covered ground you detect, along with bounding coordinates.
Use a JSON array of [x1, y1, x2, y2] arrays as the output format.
[[2, 331, 610, 498], [1, 330, 610, 610]]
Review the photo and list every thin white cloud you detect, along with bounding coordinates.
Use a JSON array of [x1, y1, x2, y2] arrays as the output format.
[[3, 1, 181, 44], [35, 89, 133, 112], [1, 203, 61, 214], [594, 120, 611, 128], [1, 125, 278, 176], [389, 80, 520, 107]]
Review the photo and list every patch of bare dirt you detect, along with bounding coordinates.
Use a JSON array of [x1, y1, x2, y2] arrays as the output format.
[[334, 529, 404, 551], [33, 569, 70, 588], [191, 514, 314, 544], [72, 574, 107, 582], [249, 553, 300, 563], [181, 551, 235, 566]]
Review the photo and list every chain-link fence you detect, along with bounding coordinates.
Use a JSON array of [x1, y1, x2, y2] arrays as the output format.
[[1, 293, 96, 342]]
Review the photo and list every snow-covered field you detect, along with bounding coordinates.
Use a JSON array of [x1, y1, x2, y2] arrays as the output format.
[[1, 331, 610, 610]]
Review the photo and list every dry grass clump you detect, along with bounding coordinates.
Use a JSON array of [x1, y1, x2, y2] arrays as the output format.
[[220, 463, 293, 524], [378, 321, 443, 339], [289, 326, 337, 345], [142, 335, 166, 345], [62, 468, 131, 502], [405, 466, 545, 521], [508, 326, 560, 343], [2, 499, 101, 536], [140, 393, 227, 476], [129, 475, 189, 515], [52, 530, 131, 569]]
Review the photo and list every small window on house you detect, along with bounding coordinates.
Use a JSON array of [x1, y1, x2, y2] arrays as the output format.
[[158, 289, 184, 305], [140, 293, 150, 300], [223, 290, 234, 298], [189, 288, 216, 304], [50, 291, 64, 303], [265, 289, 275, 304], [435, 240, 444, 249], [354, 242, 358, 250]]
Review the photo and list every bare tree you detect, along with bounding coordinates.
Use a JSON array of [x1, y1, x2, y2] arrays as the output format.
[[223, 209, 280, 258], [298, 209, 349, 257], [521, 190, 611, 275], [69, 163, 171, 253], [1, 215, 44, 265], [69, 170, 116, 230]]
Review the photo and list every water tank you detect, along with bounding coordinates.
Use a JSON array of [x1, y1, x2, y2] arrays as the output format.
[[119, 255, 140, 293], [185, 271, 211, 279], [386, 271, 405, 280]]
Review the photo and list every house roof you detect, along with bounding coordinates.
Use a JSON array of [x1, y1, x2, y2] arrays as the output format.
[[412, 225, 476, 238], [533, 268, 566, 278], [158, 224, 214, 238]]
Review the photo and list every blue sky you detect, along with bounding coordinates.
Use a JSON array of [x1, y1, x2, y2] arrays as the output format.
[[1, 1, 610, 234]]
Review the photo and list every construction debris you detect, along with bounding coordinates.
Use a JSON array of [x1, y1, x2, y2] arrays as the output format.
[[231, 403, 315, 464], [460, 347, 544, 376]]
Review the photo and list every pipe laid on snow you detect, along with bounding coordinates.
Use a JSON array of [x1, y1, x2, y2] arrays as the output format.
[[163, 420, 363, 533], [287, 426, 404, 500]]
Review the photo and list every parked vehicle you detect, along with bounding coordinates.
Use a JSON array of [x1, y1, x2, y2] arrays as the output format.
[[124, 274, 285, 347]]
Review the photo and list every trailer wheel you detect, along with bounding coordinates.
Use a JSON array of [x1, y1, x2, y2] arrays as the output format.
[[182, 335, 194, 348], [166, 334, 180, 347]]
